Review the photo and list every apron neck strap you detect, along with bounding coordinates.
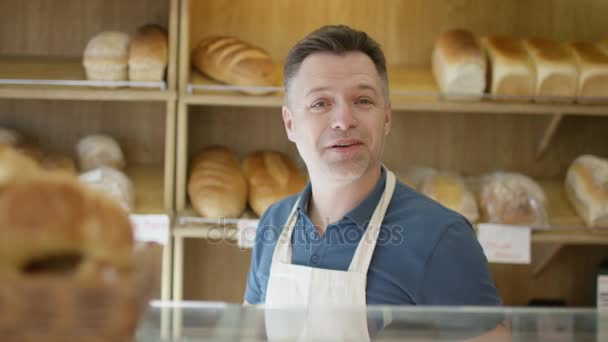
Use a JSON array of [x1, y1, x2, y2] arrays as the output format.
[[347, 169, 396, 273], [272, 167, 397, 269]]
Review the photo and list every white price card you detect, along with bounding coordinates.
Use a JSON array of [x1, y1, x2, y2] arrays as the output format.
[[130, 214, 170, 245], [477, 223, 531, 264], [237, 219, 259, 249]]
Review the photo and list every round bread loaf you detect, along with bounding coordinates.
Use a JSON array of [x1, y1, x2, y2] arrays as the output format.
[[242, 151, 307, 217], [79, 166, 135, 213], [478, 172, 548, 227], [76, 134, 125, 172], [0, 173, 134, 278]]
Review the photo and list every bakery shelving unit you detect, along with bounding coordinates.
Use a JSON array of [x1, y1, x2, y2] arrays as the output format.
[[0, 0, 180, 327], [173, 0, 608, 307]]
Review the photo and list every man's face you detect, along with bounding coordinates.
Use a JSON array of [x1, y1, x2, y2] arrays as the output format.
[[283, 51, 391, 182]]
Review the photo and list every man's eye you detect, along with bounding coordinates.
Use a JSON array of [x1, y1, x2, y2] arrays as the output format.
[[356, 97, 374, 105], [311, 101, 329, 109]]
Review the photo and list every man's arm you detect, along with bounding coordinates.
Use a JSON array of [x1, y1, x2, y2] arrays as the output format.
[[243, 224, 264, 305], [243, 208, 276, 305], [417, 220, 501, 305]]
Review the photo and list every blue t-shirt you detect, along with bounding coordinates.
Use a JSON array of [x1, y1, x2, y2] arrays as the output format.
[[245, 169, 501, 305]]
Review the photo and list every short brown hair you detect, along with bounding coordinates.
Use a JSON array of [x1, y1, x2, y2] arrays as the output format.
[[284, 25, 389, 103]]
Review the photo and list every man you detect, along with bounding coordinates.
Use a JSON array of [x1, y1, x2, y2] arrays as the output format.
[[244, 25, 501, 308]]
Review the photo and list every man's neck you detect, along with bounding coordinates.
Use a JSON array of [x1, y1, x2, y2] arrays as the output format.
[[308, 165, 382, 236]]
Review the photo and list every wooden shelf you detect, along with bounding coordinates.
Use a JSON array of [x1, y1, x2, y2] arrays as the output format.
[[185, 66, 608, 115], [174, 178, 608, 245], [126, 164, 165, 214], [0, 56, 175, 101]]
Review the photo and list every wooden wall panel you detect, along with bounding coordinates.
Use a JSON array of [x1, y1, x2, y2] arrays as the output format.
[[183, 240, 252, 302], [185, 107, 608, 179], [0, 0, 170, 57], [187, 106, 303, 168], [492, 246, 608, 306], [0, 99, 166, 164], [188, 0, 608, 65]]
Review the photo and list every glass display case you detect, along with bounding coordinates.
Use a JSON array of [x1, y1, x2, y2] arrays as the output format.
[[137, 301, 607, 341]]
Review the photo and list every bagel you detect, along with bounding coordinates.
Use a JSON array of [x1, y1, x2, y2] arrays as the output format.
[[0, 173, 134, 279]]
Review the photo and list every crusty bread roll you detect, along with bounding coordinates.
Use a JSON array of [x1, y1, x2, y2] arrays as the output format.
[[79, 166, 135, 213], [432, 29, 486, 100], [419, 172, 479, 223], [187, 146, 248, 218], [242, 151, 307, 217], [478, 172, 548, 227], [0, 173, 133, 278], [40, 153, 78, 176], [522, 37, 578, 102], [128, 24, 168, 82], [83, 31, 131, 82], [76, 134, 125, 172], [481, 35, 535, 101], [192, 36, 278, 94], [0, 145, 40, 187], [566, 42, 608, 102], [565, 155, 608, 227]]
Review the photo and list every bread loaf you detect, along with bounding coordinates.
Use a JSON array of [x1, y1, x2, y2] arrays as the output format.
[[522, 37, 578, 102], [187, 146, 248, 218], [242, 151, 306, 217], [128, 24, 168, 82], [76, 134, 125, 171], [40, 154, 77, 176], [432, 29, 486, 100], [79, 166, 135, 213], [565, 155, 608, 227], [0, 146, 40, 188], [481, 35, 535, 100], [419, 172, 479, 223], [567, 42, 608, 102], [192, 36, 278, 94], [83, 31, 131, 82], [0, 173, 134, 278], [478, 172, 548, 227]]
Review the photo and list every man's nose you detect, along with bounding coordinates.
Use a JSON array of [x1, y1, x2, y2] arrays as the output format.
[[330, 103, 358, 130]]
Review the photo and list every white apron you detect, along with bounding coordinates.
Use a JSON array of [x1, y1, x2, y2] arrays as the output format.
[[264, 169, 397, 341]]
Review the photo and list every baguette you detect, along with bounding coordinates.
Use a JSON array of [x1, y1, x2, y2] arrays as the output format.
[[192, 36, 278, 94], [188, 146, 248, 218]]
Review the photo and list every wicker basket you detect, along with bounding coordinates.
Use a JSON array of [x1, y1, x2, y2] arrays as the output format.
[[0, 242, 162, 342]]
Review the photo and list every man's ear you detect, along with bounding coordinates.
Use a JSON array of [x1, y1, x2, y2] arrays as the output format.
[[282, 106, 296, 142], [384, 102, 392, 136]]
